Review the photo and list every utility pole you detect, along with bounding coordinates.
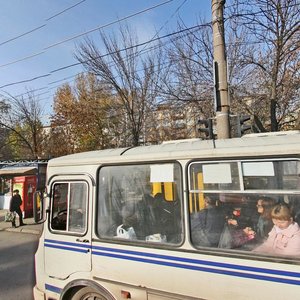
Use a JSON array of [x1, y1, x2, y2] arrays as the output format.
[[212, 0, 231, 139]]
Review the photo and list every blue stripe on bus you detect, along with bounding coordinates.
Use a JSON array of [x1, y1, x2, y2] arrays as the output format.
[[45, 243, 90, 253], [43, 239, 300, 286], [45, 283, 62, 294], [45, 238, 91, 249], [92, 245, 300, 279], [93, 250, 300, 286]]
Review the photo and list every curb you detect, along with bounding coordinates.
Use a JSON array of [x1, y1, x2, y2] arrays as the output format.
[[0, 222, 42, 235], [0, 210, 42, 235], [1, 226, 41, 235]]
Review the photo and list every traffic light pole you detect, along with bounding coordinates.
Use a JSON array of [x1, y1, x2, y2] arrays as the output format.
[[212, 0, 231, 139]]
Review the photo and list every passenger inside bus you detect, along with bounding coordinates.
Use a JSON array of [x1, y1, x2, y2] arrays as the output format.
[[119, 198, 143, 239], [115, 192, 181, 243], [146, 192, 181, 243], [190, 195, 225, 247], [254, 196, 276, 243], [189, 192, 300, 256], [190, 194, 282, 251], [253, 203, 300, 256], [218, 202, 256, 249]]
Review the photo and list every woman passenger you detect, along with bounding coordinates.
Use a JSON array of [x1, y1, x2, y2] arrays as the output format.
[[253, 203, 300, 256], [255, 196, 275, 243]]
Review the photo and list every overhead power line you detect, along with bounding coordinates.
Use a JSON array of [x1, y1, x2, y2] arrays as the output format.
[[0, 22, 210, 89], [48, 74, 79, 85], [44, 0, 174, 50], [0, 0, 88, 47], [0, 51, 45, 68], [0, 24, 46, 47], [14, 86, 49, 98], [51, 22, 210, 74], [137, 0, 188, 55], [0, 0, 174, 70], [46, 0, 87, 21], [0, 74, 51, 89]]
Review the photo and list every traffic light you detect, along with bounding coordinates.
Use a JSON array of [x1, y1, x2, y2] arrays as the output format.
[[198, 118, 214, 139], [238, 115, 251, 136]]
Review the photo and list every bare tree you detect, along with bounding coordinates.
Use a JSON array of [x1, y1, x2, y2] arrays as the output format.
[[75, 24, 164, 146], [227, 0, 300, 131], [162, 20, 215, 116], [0, 91, 46, 159], [0, 100, 14, 159]]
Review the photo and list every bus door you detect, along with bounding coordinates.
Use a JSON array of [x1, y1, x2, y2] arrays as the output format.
[[44, 176, 92, 279]]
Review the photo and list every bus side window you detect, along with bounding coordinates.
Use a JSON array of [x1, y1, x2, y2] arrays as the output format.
[[68, 182, 87, 233], [97, 163, 183, 245], [51, 183, 68, 231]]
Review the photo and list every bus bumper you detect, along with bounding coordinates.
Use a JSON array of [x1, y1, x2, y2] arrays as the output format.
[[33, 285, 45, 300]]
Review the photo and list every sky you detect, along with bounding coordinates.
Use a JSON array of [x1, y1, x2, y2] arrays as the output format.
[[0, 0, 212, 124]]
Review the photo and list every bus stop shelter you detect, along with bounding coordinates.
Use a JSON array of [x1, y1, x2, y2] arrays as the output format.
[[0, 160, 47, 218]]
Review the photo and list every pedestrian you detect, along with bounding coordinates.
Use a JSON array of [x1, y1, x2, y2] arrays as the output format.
[[9, 189, 25, 228]]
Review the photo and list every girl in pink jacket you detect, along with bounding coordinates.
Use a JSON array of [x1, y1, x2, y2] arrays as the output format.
[[254, 203, 300, 256]]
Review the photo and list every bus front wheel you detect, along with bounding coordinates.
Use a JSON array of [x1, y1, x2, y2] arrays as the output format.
[[71, 287, 108, 300]]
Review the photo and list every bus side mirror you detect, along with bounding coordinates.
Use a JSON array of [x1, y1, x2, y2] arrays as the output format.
[[33, 191, 46, 223]]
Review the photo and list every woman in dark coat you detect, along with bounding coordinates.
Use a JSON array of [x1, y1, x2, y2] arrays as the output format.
[[254, 196, 275, 242], [9, 189, 25, 228]]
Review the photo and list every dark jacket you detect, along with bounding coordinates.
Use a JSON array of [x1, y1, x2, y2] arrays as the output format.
[[9, 194, 22, 212], [255, 215, 273, 242], [191, 207, 225, 247]]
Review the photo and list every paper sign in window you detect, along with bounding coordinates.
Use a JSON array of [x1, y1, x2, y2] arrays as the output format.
[[150, 164, 174, 182], [242, 162, 274, 176], [203, 164, 232, 184]]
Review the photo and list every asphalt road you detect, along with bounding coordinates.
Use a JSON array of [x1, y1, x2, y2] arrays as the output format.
[[0, 231, 39, 300]]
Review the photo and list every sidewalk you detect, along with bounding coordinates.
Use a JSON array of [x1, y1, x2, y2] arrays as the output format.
[[0, 209, 43, 235]]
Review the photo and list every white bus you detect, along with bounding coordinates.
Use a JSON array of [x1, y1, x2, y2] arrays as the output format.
[[33, 131, 300, 300]]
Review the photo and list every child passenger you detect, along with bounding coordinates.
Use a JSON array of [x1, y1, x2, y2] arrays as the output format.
[[253, 203, 300, 256]]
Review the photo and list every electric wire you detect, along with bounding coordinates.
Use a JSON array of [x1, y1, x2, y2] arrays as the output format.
[[51, 22, 210, 74], [0, 22, 209, 90], [0, 74, 51, 89], [0, 24, 46, 47], [5, 0, 187, 97], [43, 0, 174, 50], [2, 1, 298, 100], [0, 0, 88, 47], [0, 51, 45, 68], [0, 0, 175, 70], [46, 0, 87, 21]]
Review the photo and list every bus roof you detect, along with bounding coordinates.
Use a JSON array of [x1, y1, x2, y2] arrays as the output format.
[[48, 131, 300, 167]]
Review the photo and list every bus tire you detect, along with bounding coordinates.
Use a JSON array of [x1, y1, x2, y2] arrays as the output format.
[[71, 287, 108, 300]]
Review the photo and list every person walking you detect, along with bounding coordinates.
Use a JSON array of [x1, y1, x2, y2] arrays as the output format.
[[9, 189, 25, 228]]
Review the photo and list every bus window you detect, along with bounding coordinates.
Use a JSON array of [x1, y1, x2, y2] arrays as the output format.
[[189, 162, 240, 193], [189, 159, 300, 258], [50, 181, 88, 233], [96, 163, 183, 244], [242, 160, 300, 190]]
